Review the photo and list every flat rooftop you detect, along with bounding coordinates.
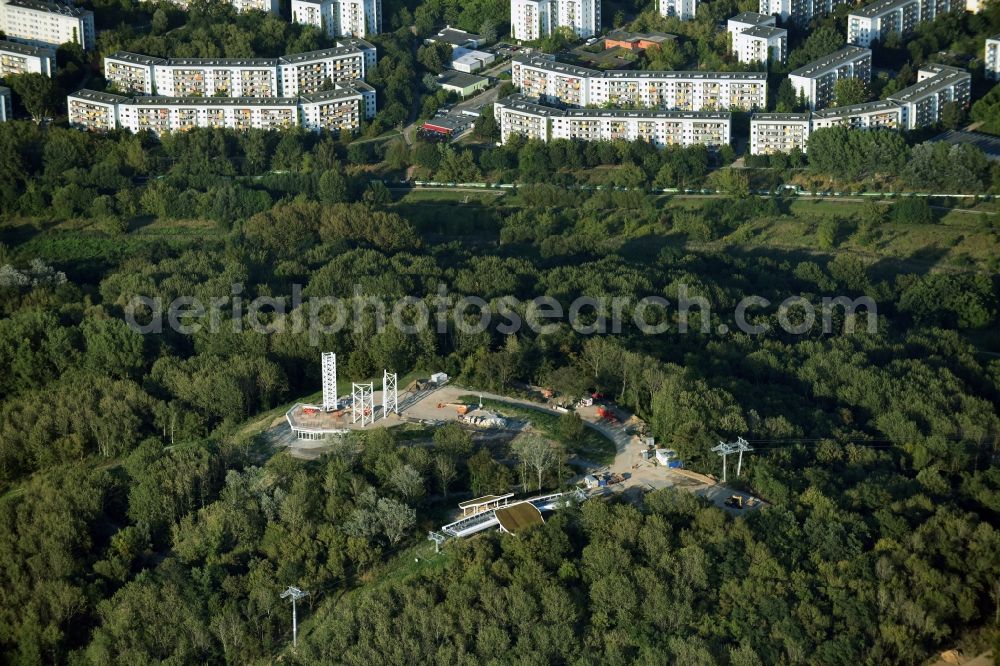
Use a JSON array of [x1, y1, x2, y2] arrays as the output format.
[[887, 68, 969, 103], [514, 55, 600, 78], [430, 26, 485, 46], [5, 0, 92, 16], [743, 25, 787, 38], [279, 42, 369, 64], [516, 56, 754, 85], [496, 94, 565, 117], [437, 70, 488, 87], [752, 112, 810, 121], [788, 46, 871, 78], [729, 11, 774, 24], [850, 0, 918, 18], [458, 494, 512, 509], [285, 403, 354, 432], [811, 99, 900, 119], [162, 57, 278, 67], [68, 88, 130, 104], [0, 39, 54, 58], [605, 30, 676, 44], [423, 116, 466, 132], [106, 51, 167, 66], [919, 62, 965, 76], [299, 83, 368, 103], [495, 502, 544, 533]]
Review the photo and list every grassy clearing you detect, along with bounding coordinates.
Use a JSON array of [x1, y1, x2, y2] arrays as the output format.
[[753, 219, 998, 272], [460, 395, 615, 465], [391, 188, 506, 204], [2, 214, 226, 269]]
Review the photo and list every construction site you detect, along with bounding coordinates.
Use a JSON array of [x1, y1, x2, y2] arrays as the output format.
[[270, 352, 765, 540]]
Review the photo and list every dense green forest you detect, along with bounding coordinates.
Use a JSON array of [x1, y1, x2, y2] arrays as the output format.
[[1, 114, 999, 664]]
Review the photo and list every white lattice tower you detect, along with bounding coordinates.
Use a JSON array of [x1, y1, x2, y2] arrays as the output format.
[[383, 370, 398, 418], [352, 382, 375, 426], [321, 352, 337, 411]]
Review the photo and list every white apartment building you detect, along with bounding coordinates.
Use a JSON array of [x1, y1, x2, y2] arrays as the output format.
[[119, 96, 297, 135], [748, 66, 967, 153], [277, 41, 375, 95], [727, 14, 786, 64], [162, 0, 279, 12], [749, 113, 810, 154], [809, 99, 902, 129], [292, 0, 333, 36], [154, 58, 281, 98], [886, 63, 970, 129], [727, 12, 774, 40], [68, 82, 375, 135], [291, 0, 381, 38], [788, 45, 872, 109], [495, 95, 558, 141], [67, 89, 128, 132], [512, 0, 549, 41], [104, 52, 166, 95], [511, 55, 767, 110], [748, 101, 903, 154], [0, 38, 54, 76], [847, 0, 952, 47], [230, 0, 280, 12], [299, 81, 375, 131], [513, 56, 596, 104], [107, 41, 375, 97], [0, 86, 11, 121], [594, 70, 767, 110], [985, 35, 1000, 81], [759, 0, 850, 24], [659, 0, 697, 21], [495, 94, 731, 148], [510, 0, 600, 41], [0, 0, 95, 50], [734, 27, 786, 64]]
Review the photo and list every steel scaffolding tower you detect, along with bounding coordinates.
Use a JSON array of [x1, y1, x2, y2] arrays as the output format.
[[383, 370, 398, 418], [321, 352, 337, 411], [352, 382, 375, 426]]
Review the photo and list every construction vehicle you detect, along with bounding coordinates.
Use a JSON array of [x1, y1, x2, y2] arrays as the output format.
[[597, 406, 618, 423], [724, 495, 744, 509]]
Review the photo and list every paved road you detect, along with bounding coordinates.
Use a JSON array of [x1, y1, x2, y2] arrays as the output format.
[[399, 180, 995, 202]]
